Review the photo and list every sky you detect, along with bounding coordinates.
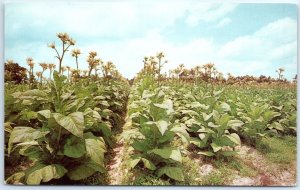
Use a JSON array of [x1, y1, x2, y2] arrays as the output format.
[[4, 1, 298, 80]]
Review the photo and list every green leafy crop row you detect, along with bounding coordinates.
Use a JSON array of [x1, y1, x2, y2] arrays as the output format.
[[5, 71, 129, 185]]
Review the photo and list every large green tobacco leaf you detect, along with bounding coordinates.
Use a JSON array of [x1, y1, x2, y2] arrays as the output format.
[[224, 133, 241, 145], [227, 120, 244, 130], [95, 122, 112, 137], [14, 89, 48, 100], [141, 158, 156, 170], [189, 102, 209, 110], [190, 137, 206, 148], [85, 133, 106, 166], [53, 112, 84, 138], [217, 114, 231, 127], [148, 148, 182, 163], [132, 139, 152, 152], [130, 158, 141, 169], [170, 126, 190, 144], [142, 90, 155, 99], [181, 110, 199, 117], [213, 90, 223, 96], [211, 143, 222, 152], [8, 127, 49, 154], [19, 145, 45, 160], [26, 164, 67, 185], [20, 111, 37, 121], [202, 112, 213, 121], [269, 122, 284, 132], [130, 157, 156, 170], [156, 120, 168, 135], [6, 172, 25, 184], [64, 136, 86, 158], [4, 122, 13, 134], [53, 70, 67, 90], [184, 93, 196, 101], [84, 108, 104, 129], [65, 99, 86, 113], [67, 161, 105, 180], [144, 120, 169, 136], [249, 105, 267, 118], [198, 151, 214, 157], [99, 100, 110, 107], [37, 110, 51, 120], [153, 99, 174, 113], [212, 110, 220, 120], [157, 167, 184, 181], [208, 122, 220, 128], [220, 102, 231, 112], [158, 131, 174, 144], [263, 110, 281, 122], [60, 90, 74, 102]]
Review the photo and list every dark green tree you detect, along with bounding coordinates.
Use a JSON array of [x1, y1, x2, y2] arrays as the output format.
[[5, 60, 28, 84]]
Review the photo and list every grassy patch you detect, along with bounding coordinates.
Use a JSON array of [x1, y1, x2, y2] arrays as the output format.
[[191, 158, 235, 185], [200, 171, 224, 186], [201, 157, 259, 185], [175, 156, 202, 185], [256, 136, 296, 165], [227, 159, 258, 177], [130, 172, 170, 185]]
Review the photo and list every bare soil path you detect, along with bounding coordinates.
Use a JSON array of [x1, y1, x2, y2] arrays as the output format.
[[106, 139, 126, 185], [105, 108, 129, 185]]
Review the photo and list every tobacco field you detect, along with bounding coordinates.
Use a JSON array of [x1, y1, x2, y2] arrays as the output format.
[[4, 33, 297, 186]]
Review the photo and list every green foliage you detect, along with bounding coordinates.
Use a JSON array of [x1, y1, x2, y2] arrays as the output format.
[[5, 62, 28, 84], [256, 136, 296, 164], [5, 71, 129, 185], [169, 83, 296, 157], [122, 77, 296, 184], [171, 88, 242, 157], [5, 57, 296, 185], [122, 80, 189, 181]]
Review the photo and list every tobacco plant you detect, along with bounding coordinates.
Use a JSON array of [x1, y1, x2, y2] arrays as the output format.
[[122, 85, 189, 181], [6, 71, 108, 184]]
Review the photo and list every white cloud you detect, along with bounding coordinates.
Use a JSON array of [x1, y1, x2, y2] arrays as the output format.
[[254, 17, 297, 43], [6, 2, 238, 38], [217, 17, 297, 79], [76, 30, 216, 78], [218, 36, 264, 59], [219, 17, 297, 60], [267, 41, 297, 61], [4, 2, 175, 38], [186, 3, 237, 27]]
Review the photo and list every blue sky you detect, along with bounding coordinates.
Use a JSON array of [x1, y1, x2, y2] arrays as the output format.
[[5, 1, 298, 80]]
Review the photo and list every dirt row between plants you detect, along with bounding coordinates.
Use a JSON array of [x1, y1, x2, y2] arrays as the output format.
[[106, 141, 126, 185], [105, 107, 129, 185]]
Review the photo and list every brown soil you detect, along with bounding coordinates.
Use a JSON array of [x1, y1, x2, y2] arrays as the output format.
[[106, 108, 129, 185], [106, 140, 125, 185]]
